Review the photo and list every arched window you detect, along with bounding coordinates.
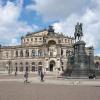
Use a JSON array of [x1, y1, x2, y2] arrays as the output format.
[[16, 51, 18, 57], [48, 40, 56, 45], [15, 63, 17, 66], [26, 62, 29, 65], [32, 50, 35, 57], [20, 50, 23, 57], [38, 50, 42, 57], [25, 50, 29, 57], [31, 66, 35, 72], [38, 62, 42, 65], [20, 62, 23, 66], [32, 62, 35, 65]]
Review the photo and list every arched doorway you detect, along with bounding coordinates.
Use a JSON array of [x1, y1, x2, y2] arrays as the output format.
[[49, 60, 55, 71], [48, 40, 56, 45]]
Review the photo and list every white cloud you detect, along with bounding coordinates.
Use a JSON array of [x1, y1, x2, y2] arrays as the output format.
[[16, 0, 24, 7], [0, 0, 38, 46], [0, 1, 20, 24], [26, 0, 91, 21]]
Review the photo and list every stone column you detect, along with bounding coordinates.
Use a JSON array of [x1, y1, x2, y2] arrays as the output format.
[[23, 50, 26, 58], [63, 49, 66, 57], [57, 59, 60, 69], [29, 49, 32, 58]]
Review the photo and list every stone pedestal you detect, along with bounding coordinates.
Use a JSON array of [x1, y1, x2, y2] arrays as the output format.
[[72, 40, 88, 77], [63, 22, 95, 78], [64, 40, 90, 77]]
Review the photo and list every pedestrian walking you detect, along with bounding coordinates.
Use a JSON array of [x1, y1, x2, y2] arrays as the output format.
[[24, 71, 28, 83], [15, 71, 17, 76], [40, 71, 44, 82]]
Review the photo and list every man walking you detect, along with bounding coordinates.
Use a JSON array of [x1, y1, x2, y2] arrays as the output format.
[[40, 71, 44, 82], [24, 71, 28, 84]]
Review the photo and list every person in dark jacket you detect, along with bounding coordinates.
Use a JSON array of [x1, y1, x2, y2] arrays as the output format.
[[24, 71, 28, 83], [15, 71, 17, 76], [40, 71, 44, 82]]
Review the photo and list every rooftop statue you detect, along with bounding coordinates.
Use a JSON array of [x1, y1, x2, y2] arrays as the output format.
[[48, 25, 54, 33], [74, 22, 83, 42]]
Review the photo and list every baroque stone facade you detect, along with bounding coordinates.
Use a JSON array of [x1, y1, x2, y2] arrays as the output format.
[[0, 26, 94, 74], [0, 26, 75, 73]]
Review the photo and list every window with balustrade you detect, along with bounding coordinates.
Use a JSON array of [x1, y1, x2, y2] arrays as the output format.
[[38, 50, 42, 57], [16, 51, 18, 57], [32, 50, 35, 57], [25, 50, 29, 57], [20, 50, 23, 57]]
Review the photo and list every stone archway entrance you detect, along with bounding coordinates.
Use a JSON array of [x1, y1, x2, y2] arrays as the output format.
[[49, 60, 55, 71]]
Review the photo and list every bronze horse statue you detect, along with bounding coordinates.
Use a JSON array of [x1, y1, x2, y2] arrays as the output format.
[[74, 22, 83, 42]]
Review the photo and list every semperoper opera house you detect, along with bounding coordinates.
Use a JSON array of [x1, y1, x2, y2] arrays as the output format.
[[0, 24, 99, 76]]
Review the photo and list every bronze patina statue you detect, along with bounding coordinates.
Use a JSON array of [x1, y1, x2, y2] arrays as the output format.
[[74, 22, 83, 42]]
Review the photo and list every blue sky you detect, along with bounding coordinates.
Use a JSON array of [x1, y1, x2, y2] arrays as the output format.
[[0, 0, 100, 56]]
